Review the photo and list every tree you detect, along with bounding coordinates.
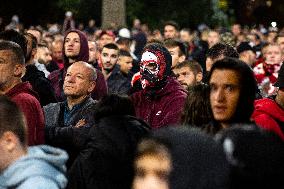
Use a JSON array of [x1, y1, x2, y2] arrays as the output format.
[[102, 0, 126, 29]]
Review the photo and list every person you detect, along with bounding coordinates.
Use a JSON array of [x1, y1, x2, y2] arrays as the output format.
[[101, 43, 130, 94], [27, 28, 42, 44], [133, 127, 230, 189], [173, 60, 203, 89], [22, 32, 57, 106], [181, 83, 212, 127], [47, 39, 64, 72], [236, 41, 256, 67], [252, 63, 284, 140], [131, 43, 187, 128], [97, 30, 116, 50], [63, 11, 75, 34], [163, 20, 179, 39], [67, 94, 150, 189], [44, 61, 97, 167], [207, 30, 220, 48], [117, 49, 133, 79], [48, 29, 107, 101], [206, 58, 257, 134], [35, 43, 52, 77], [0, 40, 44, 145], [216, 125, 284, 189], [88, 40, 99, 68], [164, 39, 187, 69], [0, 95, 68, 189]]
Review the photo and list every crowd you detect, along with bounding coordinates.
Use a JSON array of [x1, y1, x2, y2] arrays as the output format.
[[0, 12, 284, 189]]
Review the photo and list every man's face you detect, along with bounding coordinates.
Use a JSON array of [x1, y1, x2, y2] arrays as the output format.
[[166, 46, 185, 68], [88, 41, 97, 63], [63, 62, 95, 98], [98, 34, 114, 49], [207, 31, 220, 48], [133, 154, 171, 189], [37, 47, 52, 65], [118, 55, 133, 74], [180, 30, 192, 43], [0, 50, 19, 92], [64, 32, 81, 59], [265, 45, 282, 65], [209, 69, 241, 125], [52, 43, 63, 61], [164, 25, 178, 39], [173, 67, 200, 89], [277, 37, 284, 54], [231, 24, 241, 36], [101, 47, 119, 71]]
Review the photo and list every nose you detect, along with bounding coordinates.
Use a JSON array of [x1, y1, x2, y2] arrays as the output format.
[[65, 74, 75, 83], [214, 88, 225, 102]]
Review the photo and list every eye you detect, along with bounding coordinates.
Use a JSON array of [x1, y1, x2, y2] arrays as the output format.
[[210, 84, 217, 91]]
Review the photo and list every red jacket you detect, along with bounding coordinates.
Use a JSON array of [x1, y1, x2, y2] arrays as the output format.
[[131, 77, 187, 129], [252, 98, 284, 140], [6, 82, 45, 145]]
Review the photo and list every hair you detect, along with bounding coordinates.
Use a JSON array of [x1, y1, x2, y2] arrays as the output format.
[[180, 28, 192, 35], [37, 43, 48, 49], [24, 32, 38, 49], [0, 40, 25, 65], [0, 29, 27, 57], [119, 49, 132, 57], [94, 94, 135, 122], [164, 38, 187, 57], [71, 61, 97, 81], [102, 43, 119, 51], [181, 83, 212, 127], [164, 20, 180, 31], [207, 43, 239, 60], [175, 60, 203, 75], [0, 95, 27, 145], [208, 58, 257, 124]]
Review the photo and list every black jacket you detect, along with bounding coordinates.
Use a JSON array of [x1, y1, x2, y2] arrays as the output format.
[[107, 64, 130, 95], [67, 115, 150, 189], [22, 64, 57, 106]]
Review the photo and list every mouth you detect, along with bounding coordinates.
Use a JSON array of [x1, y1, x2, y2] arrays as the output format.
[[213, 106, 227, 113]]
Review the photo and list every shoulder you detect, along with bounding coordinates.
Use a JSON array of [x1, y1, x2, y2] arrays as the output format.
[[17, 177, 61, 189]]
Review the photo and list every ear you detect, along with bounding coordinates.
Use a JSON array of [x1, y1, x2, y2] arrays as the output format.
[[1, 132, 18, 152], [13, 64, 25, 77], [178, 55, 186, 63], [87, 81, 96, 93], [31, 48, 37, 58], [196, 72, 203, 82]]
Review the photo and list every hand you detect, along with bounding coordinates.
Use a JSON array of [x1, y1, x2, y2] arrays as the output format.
[[75, 119, 86, 128]]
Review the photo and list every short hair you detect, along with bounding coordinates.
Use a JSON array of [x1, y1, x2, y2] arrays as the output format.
[[119, 49, 132, 57], [102, 43, 119, 52], [0, 95, 27, 145], [72, 61, 97, 81], [208, 58, 257, 124], [164, 20, 180, 31], [24, 33, 38, 49], [207, 43, 239, 60], [164, 39, 187, 57], [180, 28, 192, 35], [175, 60, 203, 75], [0, 29, 27, 57], [37, 43, 49, 49], [0, 40, 25, 65]]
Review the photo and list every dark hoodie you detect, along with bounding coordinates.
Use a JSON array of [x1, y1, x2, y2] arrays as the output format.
[[67, 115, 150, 189], [5, 82, 45, 145], [22, 64, 57, 106], [48, 29, 108, 101]]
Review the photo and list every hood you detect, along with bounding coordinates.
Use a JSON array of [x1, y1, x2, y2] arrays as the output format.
[[253, 98, 284, 122], [63, 29, 89, 68], [5, 82, 40, 101], [0, 145, 68, 189]]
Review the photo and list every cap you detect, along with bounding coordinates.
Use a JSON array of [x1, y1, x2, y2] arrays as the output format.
[[237, 42, 255, 54], [118, 28, 131, 39], [99, 30, 116, 39], [274, 63, 284, 88]]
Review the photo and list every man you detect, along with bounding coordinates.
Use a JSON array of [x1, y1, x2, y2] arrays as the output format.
[[206, 58, 257, 134], [0, 96, 68, 189], [101, 43, 130, 94], [131, 43, 187, 129], [117, 49, 133, 78], [164, 39, 187, 69], [47, 39, 64, 72], [0, 40, 44, 145], [236, 41, 256, 67], [48, 29, 107, 101], [173, 60, 203, 89], [27, 28, 42, 44], [88, 40, 99, 68], [252, 63, 284, 140], [163, 21, 179, 40], [97, 30, 115, 50], [22, 33, 57, 106], [35, 43, 52, 77], [231, 23, 242, 38], [44, 61, 97, 166], [207, 30, 220, 48]]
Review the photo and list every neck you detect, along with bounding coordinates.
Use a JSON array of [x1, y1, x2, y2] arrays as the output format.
[[102, 68, 112, 79], [0, 79, 21, 94], [26, 58, 34, 65], [68, 58, 76, 64], [67, 95, 88, 109], [220, 122, 229, 129]]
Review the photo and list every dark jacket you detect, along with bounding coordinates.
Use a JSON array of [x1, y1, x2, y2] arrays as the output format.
[[22, 64, 57, 106], [6, 82, 45, 145], [67, 115, 150, 189], [252, 97, 284, 140], [131, 77, 187, 128], [44, 96, 97, 166], [106, 64, 130, 95]]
